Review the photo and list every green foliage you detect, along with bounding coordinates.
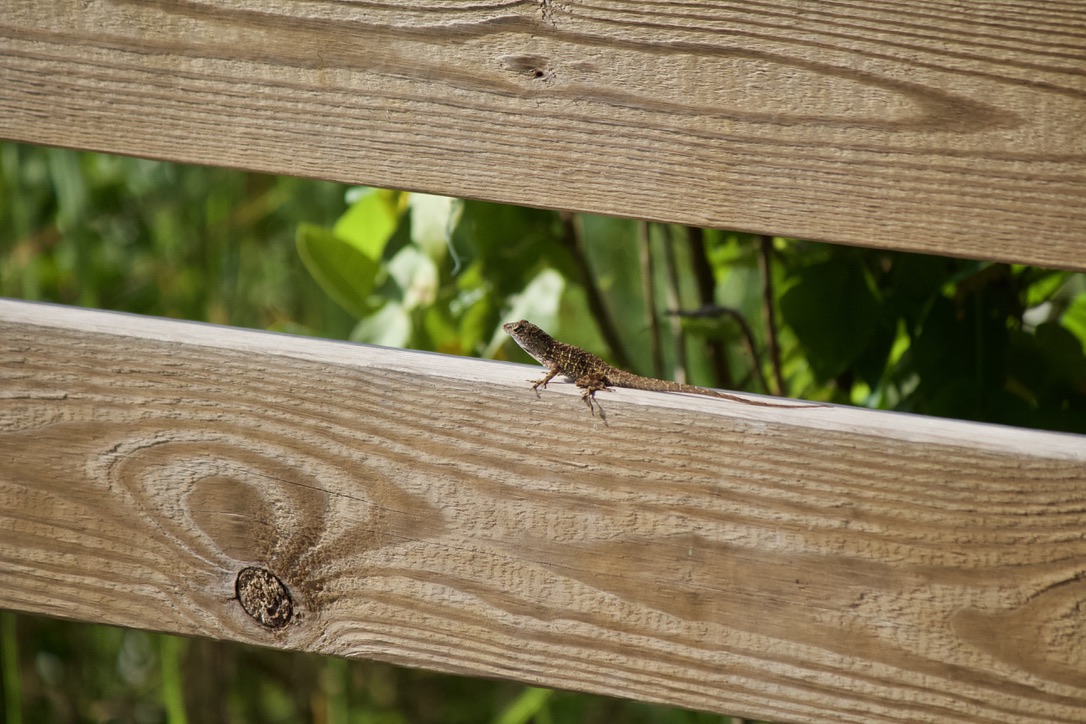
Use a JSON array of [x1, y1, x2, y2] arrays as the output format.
[[2, 141, 1085, 723], [159, 636, 188, 724], [0, 142, 355, 337], [1, 613, 21, 724], [296, 222, 381, 319], [495, 687, 554, 724], [777, 250, 1086, 431], [779, 256, 885, 382]]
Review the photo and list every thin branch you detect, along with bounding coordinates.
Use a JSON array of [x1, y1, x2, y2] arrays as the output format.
[[758, 234, 786, 396], [638, 221, 665, 377], [557, 212, 632, 370], [671, 305, 774, 395], [659, 225, 687, 384], [685, 226, 733, 388]]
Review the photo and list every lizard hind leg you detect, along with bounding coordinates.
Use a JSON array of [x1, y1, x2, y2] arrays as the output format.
[[579, 389, 610, 421], [575, 375, 612, 417]]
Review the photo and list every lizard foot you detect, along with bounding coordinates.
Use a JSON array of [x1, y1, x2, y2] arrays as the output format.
[[580, 391, 608, 423], [579, 387, 612, 419]]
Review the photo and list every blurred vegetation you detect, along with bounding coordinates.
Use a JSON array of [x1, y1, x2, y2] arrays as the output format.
[[1, 141, 1084, 723]]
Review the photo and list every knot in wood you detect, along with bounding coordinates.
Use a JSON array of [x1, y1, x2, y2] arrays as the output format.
[[235, 566, 294, 629]]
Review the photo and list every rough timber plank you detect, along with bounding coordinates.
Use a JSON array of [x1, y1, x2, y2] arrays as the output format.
[[1, 300, 1085, 723], [1, 1, 1084, 269]]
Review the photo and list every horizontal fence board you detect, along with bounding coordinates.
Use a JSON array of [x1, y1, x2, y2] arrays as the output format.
[[1, 299, 1085, 723], [1, 1, 1084, 269]]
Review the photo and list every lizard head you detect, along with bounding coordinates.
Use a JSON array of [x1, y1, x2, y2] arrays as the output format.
[[502, 319, 554, 364]]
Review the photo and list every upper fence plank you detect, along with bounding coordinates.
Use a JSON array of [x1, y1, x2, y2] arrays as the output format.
[[1, 0, 1084, 269], [2, 300, 1085, 724]]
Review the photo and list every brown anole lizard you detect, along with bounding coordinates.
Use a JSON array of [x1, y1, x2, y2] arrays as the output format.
[[503, 319, 821, 415]]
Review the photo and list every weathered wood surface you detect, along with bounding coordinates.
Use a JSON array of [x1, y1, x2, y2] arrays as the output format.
[[2, 1, 1084, 269], [1, 300, 1085, 723]]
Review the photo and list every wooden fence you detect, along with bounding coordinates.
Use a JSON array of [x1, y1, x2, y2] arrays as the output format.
[[2, 1, 1085, 722]]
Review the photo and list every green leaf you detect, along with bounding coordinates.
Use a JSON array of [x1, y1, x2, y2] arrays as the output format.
[[780, 259, 880, 381], [1036, 321, 1086, 387], [882, 253, 956, 329], [1062, 290, 1086, 347], [332, 188, 399, 259], [1022, 268, 1069, 307], [902, 293, 1012, 420], [850, 316, 898, 390], [495, 687, 553, 724], [295, 223, 378, 319], [450, 201, 561, 294]]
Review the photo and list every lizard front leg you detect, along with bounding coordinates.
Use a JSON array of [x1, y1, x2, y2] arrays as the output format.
[[530, 366, 561, 392]]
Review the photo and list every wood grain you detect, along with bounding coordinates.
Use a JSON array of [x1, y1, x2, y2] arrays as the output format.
[[1, 300, 1085, 723], [1, 1, 1084, 269]]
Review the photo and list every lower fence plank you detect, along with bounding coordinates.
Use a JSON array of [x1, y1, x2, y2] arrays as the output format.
[[1, 300, 1084, 723]]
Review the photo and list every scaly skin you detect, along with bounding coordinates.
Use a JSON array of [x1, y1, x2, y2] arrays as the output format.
[[503, 319, 820, 415]]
